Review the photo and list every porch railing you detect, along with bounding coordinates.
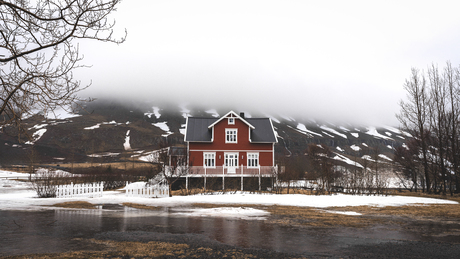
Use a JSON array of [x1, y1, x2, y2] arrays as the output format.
[[188, 165, 277, 176]]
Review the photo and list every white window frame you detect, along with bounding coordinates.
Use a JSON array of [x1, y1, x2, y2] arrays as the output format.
[[247, 153, 259, 168], [203, 152, 216, 168], [225, 128, 238, 143], [228, 118, 235, 125], [224, 152, 239, 167]]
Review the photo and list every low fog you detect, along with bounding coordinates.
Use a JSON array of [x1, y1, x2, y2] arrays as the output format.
[[75, 0, 460, 126]]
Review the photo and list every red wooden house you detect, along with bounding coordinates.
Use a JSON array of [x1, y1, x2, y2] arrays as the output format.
[[184, 111, 278, 190]]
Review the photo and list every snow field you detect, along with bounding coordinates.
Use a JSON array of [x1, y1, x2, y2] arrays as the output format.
[[1, 171, 457, 219]]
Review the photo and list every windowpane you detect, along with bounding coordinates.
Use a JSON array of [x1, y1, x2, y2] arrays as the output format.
[[247, 153, 259, 168]]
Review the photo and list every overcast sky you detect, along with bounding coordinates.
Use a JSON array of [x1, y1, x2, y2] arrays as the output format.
[[77, 0, 460, 126]]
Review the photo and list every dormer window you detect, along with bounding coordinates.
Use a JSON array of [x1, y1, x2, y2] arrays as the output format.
[[226, 128, 237, 143], [228, 118, 235, 125]]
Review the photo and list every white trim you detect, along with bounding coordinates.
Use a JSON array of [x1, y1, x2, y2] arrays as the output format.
[[228, 118, 235, 125], [203, 152, 216, 168], [268, 118, 279, 143], [190, 149, 273, 152], [247, 152, 259, 168], [225, 128, 238, 143], [224, 152, 239, 170], [208, 111, 255, 129], [183, 116, 189, 142]]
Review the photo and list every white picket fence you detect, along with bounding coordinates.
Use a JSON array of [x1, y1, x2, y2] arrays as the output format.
[[125, 182, 169, 198], [56, 182, 103, 198]]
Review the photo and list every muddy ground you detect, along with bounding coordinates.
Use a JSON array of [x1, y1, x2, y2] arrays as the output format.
[[2, 201, 460, 259]]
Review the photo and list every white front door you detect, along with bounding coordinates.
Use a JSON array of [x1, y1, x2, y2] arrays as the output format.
[[224, 153, 238, 174]]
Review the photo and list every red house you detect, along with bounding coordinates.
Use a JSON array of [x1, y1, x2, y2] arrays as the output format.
[[184, 111, 278, 190]]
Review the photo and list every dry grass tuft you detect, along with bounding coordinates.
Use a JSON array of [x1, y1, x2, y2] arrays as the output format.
[[51, 201, 96, 209], [122, 202, 161, 210], [7, 239, 302, 259]]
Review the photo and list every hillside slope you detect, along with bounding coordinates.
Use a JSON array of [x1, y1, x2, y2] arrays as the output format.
[[0, 99, 407, 168]]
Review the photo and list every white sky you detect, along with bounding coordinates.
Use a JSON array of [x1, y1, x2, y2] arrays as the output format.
[[77, 0, 460, 126]]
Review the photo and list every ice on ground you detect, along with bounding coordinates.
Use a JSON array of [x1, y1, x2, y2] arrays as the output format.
[[322, 131, 334, 138], [318, 209, 362, 216], [84, 121, 123, 130], [379, 154, 392, 161], [366, 127, 394, 140], [383, 126, 412, 138], [145, 107, 161, 119], [0, 176, 458, 212], [25, 129, 47, 145], [296, 123, 322, 137], [124, 130, 131, 151], [174, 207, 270, 220], [333, 153, 364, 168], [84, 124, 101, 130], [29, 124, 48, 130], [87, 152, 120, 158], [320, 125, 347, 139], [350, 145, 360, 151], [153, 122, 173, 137]]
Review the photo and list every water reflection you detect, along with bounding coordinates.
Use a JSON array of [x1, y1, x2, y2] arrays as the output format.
[[0, 206, 448, 257]]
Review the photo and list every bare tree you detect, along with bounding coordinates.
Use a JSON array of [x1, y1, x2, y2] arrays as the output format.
[[148, 141, 189, 197], [0, 0, 126, 133], [397, 68, 431, 192]]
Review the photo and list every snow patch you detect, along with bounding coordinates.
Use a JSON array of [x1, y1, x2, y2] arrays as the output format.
[[336, 146, 344, 152], [179, 104, 191, 118], [205, 109, 219, 117], [175, 207, 270, 220], [25, 129, 47, 145], [320, 125, 347, 139], [365, 127, 394, 140], [153, 122, 173, 137], [296, 123, 322, 137], [350, 145, 360, 151], [351, 133, 359, 138], [124, 130, 132, 151], [378, 154, 393, 161], [333, 153, 364, 168]]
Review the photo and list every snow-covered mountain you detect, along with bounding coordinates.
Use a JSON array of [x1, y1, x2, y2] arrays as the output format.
[[0, 99, 408, 167]]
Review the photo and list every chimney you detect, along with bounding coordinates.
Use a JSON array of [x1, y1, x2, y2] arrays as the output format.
[[240, 112, 245, 119]]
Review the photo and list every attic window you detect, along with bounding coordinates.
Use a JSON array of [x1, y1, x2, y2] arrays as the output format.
[[228, 118, 235, 125]]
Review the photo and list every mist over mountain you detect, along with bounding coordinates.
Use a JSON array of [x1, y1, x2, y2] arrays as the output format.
[[0, 98, 406, 168]]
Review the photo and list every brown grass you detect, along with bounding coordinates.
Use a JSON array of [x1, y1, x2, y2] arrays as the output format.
[[5, 239, 304, 259], [394, 190, 460, 203], [122, 202, 161, 210], [41, 161, 152, 170], [51, 201, 97, 209], [191, 201, 460, 228]]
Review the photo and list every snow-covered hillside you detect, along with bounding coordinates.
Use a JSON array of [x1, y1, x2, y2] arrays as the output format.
[[0, 99, 407, 166]]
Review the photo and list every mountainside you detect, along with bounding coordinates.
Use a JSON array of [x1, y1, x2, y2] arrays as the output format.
[[0, 99, 408, 168]]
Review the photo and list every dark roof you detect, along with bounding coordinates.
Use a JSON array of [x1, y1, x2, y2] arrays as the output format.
[[185, 117, 217, 142], [185, 115, 277, 143], [246, 118, 278, 143]]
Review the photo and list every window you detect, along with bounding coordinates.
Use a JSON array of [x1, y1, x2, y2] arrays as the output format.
[[228, 118, 235, 125], [247, 153, 259, 168], [225, 129, 237, 143], [204, 153, 216, 168], [224, 153, 238, 167]]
